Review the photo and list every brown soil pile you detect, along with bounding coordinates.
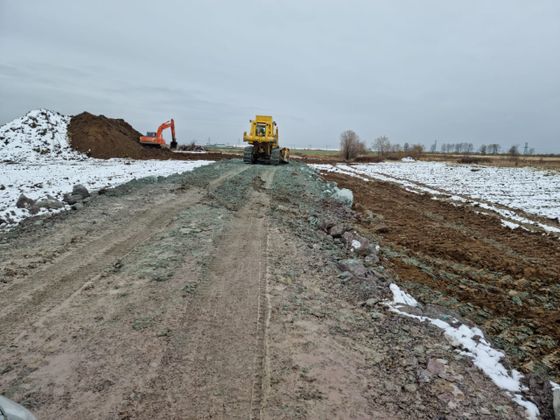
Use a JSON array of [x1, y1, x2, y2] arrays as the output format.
[[68, 112, 232, 161]]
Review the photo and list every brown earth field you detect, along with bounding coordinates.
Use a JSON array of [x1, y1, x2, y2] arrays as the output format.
[[68, 112, 235, 161], [323, 171, 560, 385]]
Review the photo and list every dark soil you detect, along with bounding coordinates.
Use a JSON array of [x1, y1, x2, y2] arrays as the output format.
[[68, 112, 231, 161]]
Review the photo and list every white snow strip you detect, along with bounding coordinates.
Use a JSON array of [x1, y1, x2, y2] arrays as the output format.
[[389, 283, 418, 307], [501, 220, 520, 230], [551, 381, 560, 391], [386, 283, 540, 419]]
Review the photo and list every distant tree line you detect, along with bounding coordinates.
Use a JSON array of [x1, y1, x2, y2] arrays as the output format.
[[339, 132, 425, 161]]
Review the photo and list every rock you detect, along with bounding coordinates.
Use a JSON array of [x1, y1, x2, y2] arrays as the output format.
[[337, 259, 368, 277], [15, 194, 40, 215], [362, 209, 375, 223], [364, 254, 379, 267], [319, 219, 335, 232], [364, 298, 379, 308], [342, 231, 370, 255], [553, 388, 560, 420], [373, 224, 390, 234], [403, 383, 417, 393], [338, 271, 353, 282], [370, 311, 385, 320], [417, 369, 431, 383], [427, 358, 447, 376], [0, 184, 5, 190], [332, 187, 353, 206], [16, 194, 35, 209], [63, 193, 81, 205], [328, 223, 348, 238], [35, 197, 64, 210], [71, 202, 84, 211], [72, 184, 90, 198]]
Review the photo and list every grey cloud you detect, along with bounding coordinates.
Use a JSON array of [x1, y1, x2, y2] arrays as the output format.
[[0, 0, 559, 152]]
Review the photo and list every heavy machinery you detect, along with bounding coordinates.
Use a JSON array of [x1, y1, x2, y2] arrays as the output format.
[[242, 115, 289, 165], [139, 119, 178, 149]]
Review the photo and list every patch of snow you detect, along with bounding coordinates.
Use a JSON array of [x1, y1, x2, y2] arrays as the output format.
[[389, 283, 418, 307], [501, 220, 520, 230], [386, 283, 540, 419], [0, 109, 84, 163], [401, 156, 415, 162], [351, 239, 361, 250]]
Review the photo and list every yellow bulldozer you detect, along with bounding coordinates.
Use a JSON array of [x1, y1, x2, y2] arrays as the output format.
[[243, 115, 289, 165]]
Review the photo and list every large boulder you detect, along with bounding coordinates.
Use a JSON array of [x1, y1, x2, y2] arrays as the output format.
[[35, 196, 64, 210], [337, 258, 368, 278], [72, 184, 90, 199], [342, 231, 370, 255], [328, 223, 348, 238], [332, 187, 353, 206], [16, 194, 39, 214], [63, 184, 90, 205]]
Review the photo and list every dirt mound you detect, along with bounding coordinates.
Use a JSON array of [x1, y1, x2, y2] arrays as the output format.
[[68, 112, 232, 161], [68, 112, 175, 160]]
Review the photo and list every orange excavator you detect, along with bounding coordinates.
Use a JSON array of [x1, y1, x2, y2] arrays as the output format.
[[139, 119, 178, 149]]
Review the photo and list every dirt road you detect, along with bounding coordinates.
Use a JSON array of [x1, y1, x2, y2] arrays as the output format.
[[0, 161, 541, 418]]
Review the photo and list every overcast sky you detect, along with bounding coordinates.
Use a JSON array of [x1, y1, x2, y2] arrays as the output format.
[[1, 0, 559, 152]]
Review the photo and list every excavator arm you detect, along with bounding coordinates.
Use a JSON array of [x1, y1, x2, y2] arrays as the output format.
[[156, 119, 177, 149]]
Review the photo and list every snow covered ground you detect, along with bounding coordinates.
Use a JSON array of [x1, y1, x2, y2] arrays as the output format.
[[0, 109, 213, 229], [314, 161, 560, 234], [356, 161, 559, 221], [0, 159, 211, 228]]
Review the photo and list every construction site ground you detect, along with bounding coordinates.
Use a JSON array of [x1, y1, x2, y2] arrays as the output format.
[[0, 160, 555, 419]]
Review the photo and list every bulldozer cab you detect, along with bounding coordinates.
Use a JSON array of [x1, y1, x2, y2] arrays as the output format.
[[256, 123, 267, 137]]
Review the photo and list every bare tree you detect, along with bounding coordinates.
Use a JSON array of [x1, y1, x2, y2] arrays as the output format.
[[488, 144, 500, 154], [509, 145, 520, 156], [373, 136, 391, 156], [339, 130, 366, 160], [479, 144, 487, 155], [391, 143, 402, 153], [409, 144, 425, 157]]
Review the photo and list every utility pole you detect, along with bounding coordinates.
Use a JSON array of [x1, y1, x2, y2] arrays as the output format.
[[523, 142, 529, 155]]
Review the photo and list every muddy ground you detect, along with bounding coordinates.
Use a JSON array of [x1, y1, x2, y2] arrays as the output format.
[[0, 161, 552, 418], [325, 172, 560, 408]]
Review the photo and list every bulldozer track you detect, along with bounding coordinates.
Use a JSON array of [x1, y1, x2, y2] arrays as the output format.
[[123, 166, 277, 419]]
